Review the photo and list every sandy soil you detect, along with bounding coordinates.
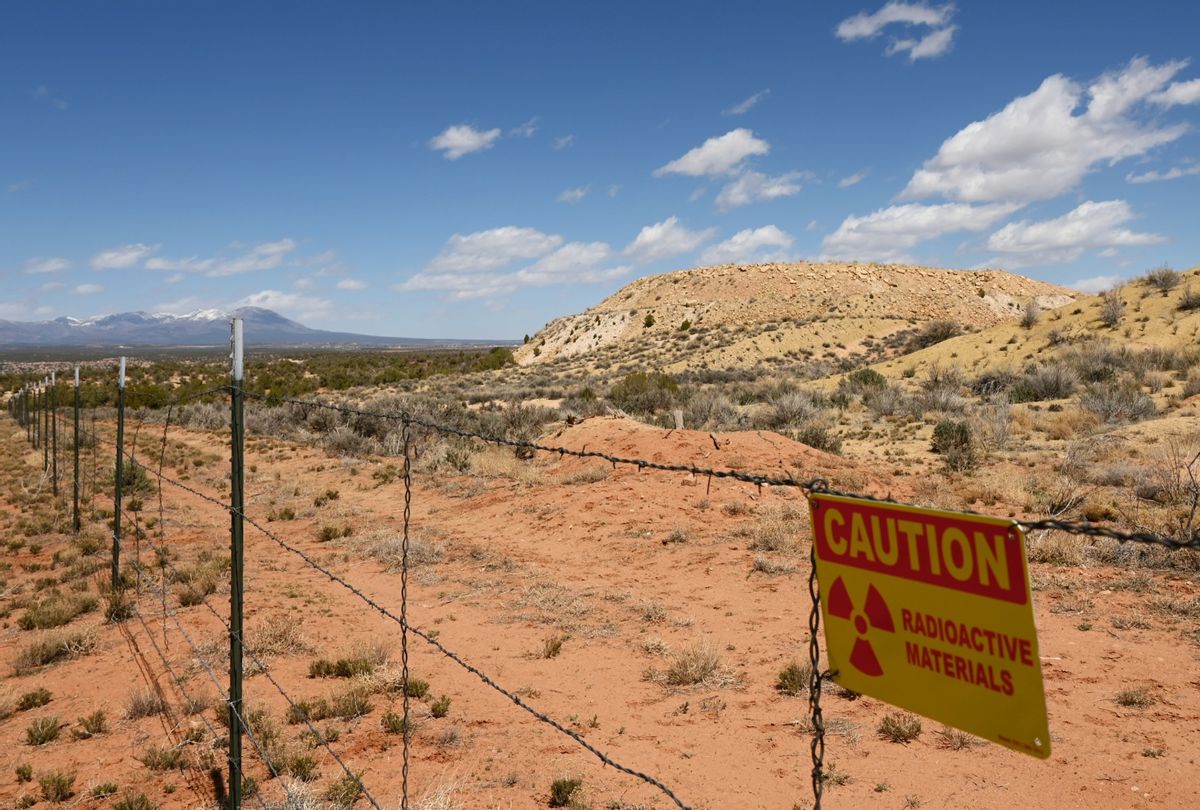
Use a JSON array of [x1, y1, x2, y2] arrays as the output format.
[[1, 416, 1198, 809]]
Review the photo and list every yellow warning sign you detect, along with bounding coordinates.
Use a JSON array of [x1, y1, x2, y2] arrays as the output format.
[[808, 493, 1050, 758]]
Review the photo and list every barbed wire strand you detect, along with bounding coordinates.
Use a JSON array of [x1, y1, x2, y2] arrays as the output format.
[[97, 433, 695, 810], [242, 392, 1199, 550]]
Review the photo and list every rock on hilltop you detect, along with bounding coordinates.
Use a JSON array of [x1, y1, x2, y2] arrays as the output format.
[[515, 262, 1076, 372]]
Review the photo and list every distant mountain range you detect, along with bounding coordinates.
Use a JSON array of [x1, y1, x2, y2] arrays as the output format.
[[0, 307, 504, 348]]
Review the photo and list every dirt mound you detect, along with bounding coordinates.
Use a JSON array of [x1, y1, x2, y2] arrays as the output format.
[[515, 261, 1076, 372]]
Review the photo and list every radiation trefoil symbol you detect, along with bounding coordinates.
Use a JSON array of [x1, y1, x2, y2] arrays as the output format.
[[827, 578, 895, 677]]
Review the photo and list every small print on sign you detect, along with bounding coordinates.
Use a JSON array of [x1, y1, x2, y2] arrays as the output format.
[[808, 493, 1050, 759]]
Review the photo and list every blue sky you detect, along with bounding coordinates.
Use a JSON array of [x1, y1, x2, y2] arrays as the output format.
[[3, 1, 1199, 339]]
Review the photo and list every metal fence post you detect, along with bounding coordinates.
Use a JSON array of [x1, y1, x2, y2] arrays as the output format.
[[51, 371, 58, 497], [73, 367, 81, 533], [228, 318, 245, 810], [34, 381, 41, 450], [43, 379, 50, 468], [113, 357, 126, 592]]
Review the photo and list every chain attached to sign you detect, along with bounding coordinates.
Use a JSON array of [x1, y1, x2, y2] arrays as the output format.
[[808, 492, 1050, 759]]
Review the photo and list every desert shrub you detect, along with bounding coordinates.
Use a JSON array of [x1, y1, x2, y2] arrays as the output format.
[[878, 711, 922, 743], [1143, 264, 1180, 293], [381, 710, 413, 735], [1178, 285, 1200, 312], [1010, 363, 1078, 402], [26, 716, 60, 745], [112, 792, 157, 810], [1183, 369, 1200, 399], [838, 368, 886, 399], [16, 763, 33, 782], [325, 774, 363, 808], [1079, 381, 1156, 423], [794, 425, 842, 454], [766, 389, 824, 428], [931, 419, 976, 471], [125, 688, 167, 719], [430, 695, 451, 718], [971, 370, 1018, 398], [864, 384, 908, 417], [38, 770, 74, 802], [907, 320, 962, 351], [17, 688, 52, 711], [609, 372, 679, 415], [643, 314, 656, 328], [1019, 300, 1040, 328], [139, 745, 185, 771], [105, 590, 135, 622], [560, 388, 608, 419], [13, 629, 97, 674], [18, 591, 98, 630], [682, 389, 738, 429], [662, 641, 725, 686], [1099, 289, 1125, 328], [775, 662, 811, 696], [322, 426, 377, 458], [549, 778, 583, 807], [73, 709, 107, 739], [331, 685, 372, 719]]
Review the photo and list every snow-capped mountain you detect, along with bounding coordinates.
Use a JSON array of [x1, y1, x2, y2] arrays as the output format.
[[0, 307, 489, 348]]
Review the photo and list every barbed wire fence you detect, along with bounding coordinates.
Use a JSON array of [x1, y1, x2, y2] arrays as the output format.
[[5, 320, 1199, 810]]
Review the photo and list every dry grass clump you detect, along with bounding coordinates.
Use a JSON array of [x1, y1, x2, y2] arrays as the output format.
[[350, 530, 444, 570], [934, 725, 983, 750], [18, 591, 98, 630], [309, 641, 390, 679], [12, 628, 97, 675], [1114, 688, 1155, 709], [250, 614, 313, 657], [747, 505, 804, 553], [775, 662, 811, 696], [38, 770, 75, 802], [647, 640, 737, 688], [125, 688, 168, 720], [25, 715, 60, 745], [878, 712, 922, 743], [556, 464, 611, 485]]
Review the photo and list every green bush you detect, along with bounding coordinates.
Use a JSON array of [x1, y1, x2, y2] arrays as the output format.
[[907, 320, 962, 351], [550, 777, 583, 807], [931, 419, 976, 471], [609, 372, 679, 415], [643, 314, 656, 328]]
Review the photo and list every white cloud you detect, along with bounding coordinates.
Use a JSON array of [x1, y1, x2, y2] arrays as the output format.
[[558, 185, 589, 204], [1149, 77, 1200, 108], [835, 2, 956, 61], [425, 226, 563, 274], [653, 129, 770, 178], [336, 279, 367, 290], [715, 170, 805, 211], [511, 117, 539, 138], [401, 233, 625, 300], [1070, 274, 1124, 294], [624, 216, 716, 262], [91, 243, 160, 269], [986, 199, 1165, 266], [145, 255, 216, 273], [723, 89, 771, 116], [822, 202, 1019, 262], [74, 283, 103, 295], [7, 180, 31, 193], [553, 134, 575, 150], [165, 273, 185, 284], [429, 124, 501, 160], [902, 58, 1190, 203], [23, 256, 69, 274], [39, 281, 65, 292], [235, 290, 332, 321], [1126, 164, 1200, 183], [700, 226, 795, 265], [806, 220, 819, 231], [208, 239, 297, 276], [838, 170, 868, 188], [885, 25, 956, 60], [608, 184, 620, 197]]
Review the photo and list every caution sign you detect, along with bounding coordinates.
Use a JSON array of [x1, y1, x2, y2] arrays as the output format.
[[809, 493, 1050, 758]]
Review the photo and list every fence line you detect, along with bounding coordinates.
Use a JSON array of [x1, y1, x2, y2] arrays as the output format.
[[6, 336, 1198, 810]]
